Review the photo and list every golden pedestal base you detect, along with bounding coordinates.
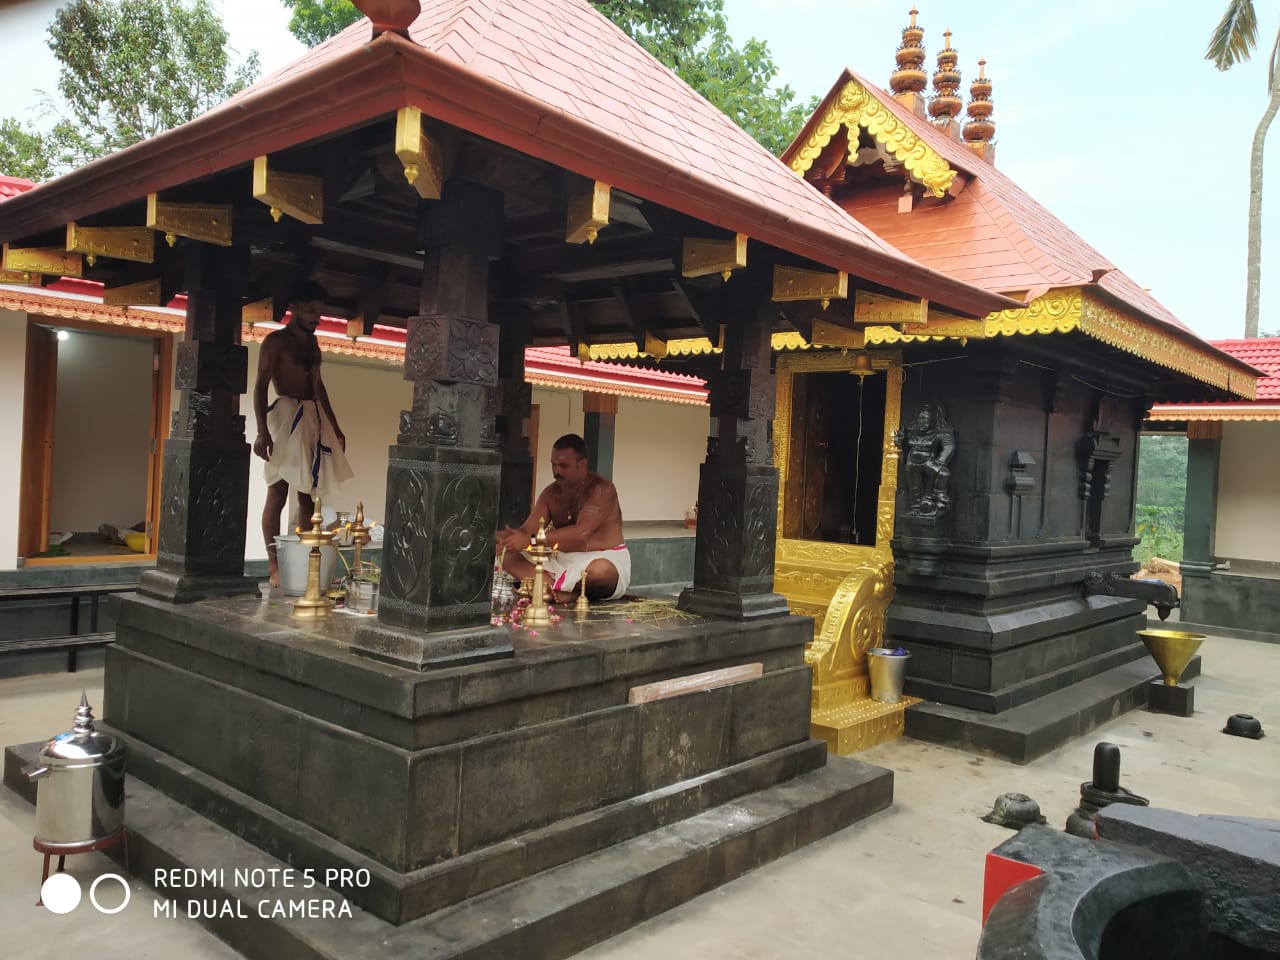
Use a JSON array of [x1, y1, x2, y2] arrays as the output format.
[[811, 694, 922, 755]]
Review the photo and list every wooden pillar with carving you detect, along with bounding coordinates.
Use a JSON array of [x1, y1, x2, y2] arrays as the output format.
[[352, 182, 512, 668], [140, 243, 254, 602], [679, 302, 789, 619]]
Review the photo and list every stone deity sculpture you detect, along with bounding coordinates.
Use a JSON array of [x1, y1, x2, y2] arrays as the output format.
[[897, 402, 956, 518]]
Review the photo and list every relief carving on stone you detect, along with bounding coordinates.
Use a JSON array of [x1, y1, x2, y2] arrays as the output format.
[[896, 401, 955, 519]]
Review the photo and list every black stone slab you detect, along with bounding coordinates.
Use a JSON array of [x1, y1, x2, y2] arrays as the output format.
[[2, 747, 889, 960], [977, 824, 1204, 960], [1096, 805, 1280, 955], [904, 656, 1202, 764]]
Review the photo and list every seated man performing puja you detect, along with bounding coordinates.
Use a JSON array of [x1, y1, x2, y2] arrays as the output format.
[[495, 434, 630, 601]]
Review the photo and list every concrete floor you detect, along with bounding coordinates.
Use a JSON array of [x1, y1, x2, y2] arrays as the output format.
[[2, 632, 1277, 960]]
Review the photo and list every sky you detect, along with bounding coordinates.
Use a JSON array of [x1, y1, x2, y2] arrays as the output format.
[[2, 0, 1276, 343]]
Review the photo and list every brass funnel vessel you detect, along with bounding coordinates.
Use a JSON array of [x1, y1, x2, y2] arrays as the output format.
[[1138, 629, 1205, 686]]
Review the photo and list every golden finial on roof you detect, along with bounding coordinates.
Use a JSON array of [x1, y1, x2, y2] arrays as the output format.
[[963, 58, 996, 148], [890, 8, 928, 96], [928, 28, 963, 122]]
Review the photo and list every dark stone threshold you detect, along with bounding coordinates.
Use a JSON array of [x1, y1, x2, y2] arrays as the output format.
[[904, 655, 1202, 764], [5, 743, 892, 960]]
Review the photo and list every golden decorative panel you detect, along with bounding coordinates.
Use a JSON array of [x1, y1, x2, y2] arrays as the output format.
[[789, 79, 958, 197], [2, 244, 82, 277], [772, 265, 848, 304], [0, 268, 40, 286], [252, 156, 324, 225], [65, 223, 154, 264], [809, 320, 863, 349], [395, 106, 444, 200], [242, 297, 274, 326], [812, 695, 922, 755], [682, 234, 747, 280], [854, 290, 927, 326], [566, 180, 611, 245], [102, 278, 162, 306], [146, 196, 233, 247]]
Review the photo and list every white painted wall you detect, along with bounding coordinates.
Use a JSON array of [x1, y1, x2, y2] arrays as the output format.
[[1215, 421, 1280, 563], [242, 343, 411, 560], [613, 397, 707, 522], [528, 387, 707, 523], [0, 310, 29, 569], [49, 329, 153, 532], [531, 387, 582, 493]]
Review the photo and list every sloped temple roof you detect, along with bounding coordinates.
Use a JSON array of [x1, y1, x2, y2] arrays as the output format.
[[780, 70, 1259, 398], [0, 0, 1013, 332]]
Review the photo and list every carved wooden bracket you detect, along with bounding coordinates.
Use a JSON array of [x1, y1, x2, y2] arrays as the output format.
[[146, 195, 233, 247], [66, 223, 154, 264], [566, 180, 610, 244], [395, 106, 445, 199], [252, 156, 323, 225]]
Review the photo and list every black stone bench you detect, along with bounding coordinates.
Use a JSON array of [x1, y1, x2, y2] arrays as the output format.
[[0, 630, 116, 678]]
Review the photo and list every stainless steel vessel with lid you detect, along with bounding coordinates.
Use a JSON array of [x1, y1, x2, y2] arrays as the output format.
[[23, 693, 126, 847]]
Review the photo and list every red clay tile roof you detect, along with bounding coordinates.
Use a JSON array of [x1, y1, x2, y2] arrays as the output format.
[[0, 175, 35, 199], [0, 1, 1012, 320], [790, 70, 1203, 334], [1211, 338, 1280, 401]]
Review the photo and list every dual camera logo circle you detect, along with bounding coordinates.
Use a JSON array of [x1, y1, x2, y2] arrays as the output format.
[[41, 872, 131, 915]]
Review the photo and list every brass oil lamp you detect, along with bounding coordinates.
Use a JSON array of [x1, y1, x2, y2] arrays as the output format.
[[291, 499, 336, 621], [349, 501, 373, 578], [522, 519, 554, 628]]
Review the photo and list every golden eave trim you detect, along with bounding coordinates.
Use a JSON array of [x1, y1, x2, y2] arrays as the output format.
[[789, 79, 959, 198], [863, 288, 1253, 398]]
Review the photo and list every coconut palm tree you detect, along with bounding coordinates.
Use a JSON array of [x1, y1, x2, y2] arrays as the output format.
[[1206, 2, 1280, 338]]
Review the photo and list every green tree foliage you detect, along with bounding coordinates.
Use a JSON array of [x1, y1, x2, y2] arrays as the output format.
[[279, 0, 361, 48], [0, 0, 259, 179], [1135, 435, 1188, 564], [0, 119, 55, 182], [279, 0, 814, 155]]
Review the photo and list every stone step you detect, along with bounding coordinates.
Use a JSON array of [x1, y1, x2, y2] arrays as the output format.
[[6, 750, 892, 960], [905, 655, 1202, 764]]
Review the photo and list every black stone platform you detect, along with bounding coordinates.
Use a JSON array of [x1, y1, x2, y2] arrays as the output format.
[[58, 590, 892, 945], [904, 655, 1202, 764], [5, 743, 889, 960]]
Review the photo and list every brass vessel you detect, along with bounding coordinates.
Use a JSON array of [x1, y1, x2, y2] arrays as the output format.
[[522, 519, 554, 628], [1138, 629, 1206, 686]]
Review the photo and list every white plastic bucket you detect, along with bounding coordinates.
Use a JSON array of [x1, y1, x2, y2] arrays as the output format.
[[274, 535, 338, 597]]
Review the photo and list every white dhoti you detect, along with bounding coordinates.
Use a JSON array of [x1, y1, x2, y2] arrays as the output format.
[[544, 545, 631, 600], [263, 397, 353, 498]]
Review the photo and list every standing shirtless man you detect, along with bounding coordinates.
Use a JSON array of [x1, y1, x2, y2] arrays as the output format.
[[495, 434, 630, 601], [252, 279, 353, 587]]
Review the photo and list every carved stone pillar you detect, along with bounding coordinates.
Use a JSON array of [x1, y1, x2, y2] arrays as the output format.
[[140, 244, 254, 603], [353, 183, 511, 669], [1181, 426, 1222, 581], [495, 304, 534, 530], [679, 308, 788, 619]]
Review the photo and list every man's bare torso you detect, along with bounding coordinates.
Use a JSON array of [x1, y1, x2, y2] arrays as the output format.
[[263, 327, 319, 400], [541, 473, 624, 552]]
